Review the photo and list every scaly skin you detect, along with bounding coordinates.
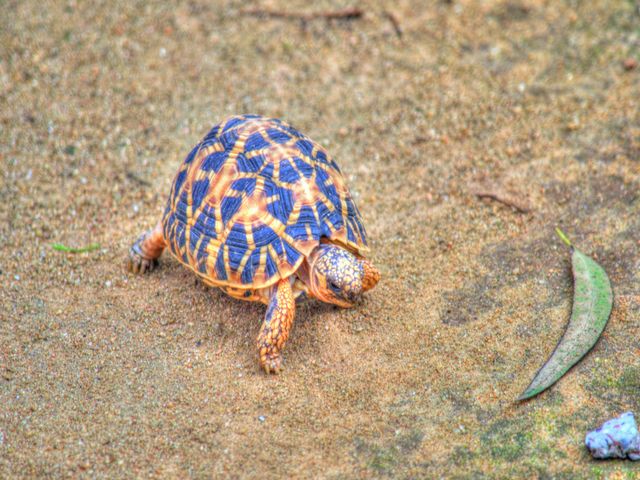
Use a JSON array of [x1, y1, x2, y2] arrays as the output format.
[[361, 258, 381, 293], [257, 279, 296, 374], [127, 222, 165, 274]]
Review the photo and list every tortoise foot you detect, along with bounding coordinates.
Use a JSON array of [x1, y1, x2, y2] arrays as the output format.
[[259, 350, 283, 374], [127, 230, 162, 274], [127, 250, 159, 274], [126, 225, 165, 274]]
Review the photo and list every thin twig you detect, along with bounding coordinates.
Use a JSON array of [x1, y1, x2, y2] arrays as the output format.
[[383, 10, 402, 38], [241, 7, 364, 21], [471, 190, 531, 214], [126, 170, 152, 187]]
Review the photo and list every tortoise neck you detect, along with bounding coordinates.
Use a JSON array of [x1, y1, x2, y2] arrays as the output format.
[[297, 245, 327, 300]]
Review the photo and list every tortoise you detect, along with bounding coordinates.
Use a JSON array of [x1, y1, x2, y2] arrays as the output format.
[[127, 114, 380, 373]]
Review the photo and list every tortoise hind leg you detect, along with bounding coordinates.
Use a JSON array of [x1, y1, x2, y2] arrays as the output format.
[[257, 278, 296, 374], [127, 221, 166, 274]]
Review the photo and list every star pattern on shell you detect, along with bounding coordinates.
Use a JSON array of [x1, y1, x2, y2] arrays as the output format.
[[161, 115, 368, 289]]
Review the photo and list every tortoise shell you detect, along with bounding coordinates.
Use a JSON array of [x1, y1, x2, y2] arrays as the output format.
[[161, 114, 368, 289]]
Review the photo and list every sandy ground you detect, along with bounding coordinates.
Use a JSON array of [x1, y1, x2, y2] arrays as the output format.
[[1, 0, 639, 478]]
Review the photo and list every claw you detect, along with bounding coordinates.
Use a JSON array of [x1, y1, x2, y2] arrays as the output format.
[[127, 248, 158, 275], [126, 226, 164, 275], [260, 352, 282, 374]]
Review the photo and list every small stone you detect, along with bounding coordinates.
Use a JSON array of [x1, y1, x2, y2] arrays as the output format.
[[258, 415, 266, 422], [585, 412, 640, 460], [566, 116, 580, 131], [623, 58, 637, 71], [104, 280, 112, 288]]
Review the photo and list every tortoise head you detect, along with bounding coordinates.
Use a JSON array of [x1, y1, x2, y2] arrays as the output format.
[[308, 244, 380, 307]]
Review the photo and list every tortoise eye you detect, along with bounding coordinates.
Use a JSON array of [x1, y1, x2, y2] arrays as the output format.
[[328, 280, 341, 293]]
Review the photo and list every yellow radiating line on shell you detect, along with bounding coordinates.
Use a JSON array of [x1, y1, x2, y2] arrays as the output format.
[[245, 222, 255, 250], [237, 247, 253, 275], [257, 247, 268, 278], [223, 244, 231, 280]]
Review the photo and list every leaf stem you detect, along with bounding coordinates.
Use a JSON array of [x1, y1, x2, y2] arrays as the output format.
[[555, 228, 572, 247], [51, 242, 101, 253]]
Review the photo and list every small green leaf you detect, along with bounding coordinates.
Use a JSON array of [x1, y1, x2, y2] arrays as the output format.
[[63, 145, 76, 155], [518, 233, 613, 400], [51, 242, 101, 253]]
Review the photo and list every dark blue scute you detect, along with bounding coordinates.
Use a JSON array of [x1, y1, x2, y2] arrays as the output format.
[[222, 117, 245, 133], [231, 178, 256, 196], [219, 128, 240, 150], [227, 223, 248, 251], [176, 223, 188, 264], [353, 217, 367, 245], [252, 224, 278, 248], [295, 139, 314, 157], [191, 178, 210, 207], [228, 240, 246, 270], [241, 249, 262, 284], [272, 238, 284, 257], [162, 203, 173, 233], [189, 227, 202, 253], [283, 241, 300, 266], [174, 191, 190, 224], [285, 206, 319, 242], [293, 157, 313, 178], [192, 205, 217, 239], [315, 201, 334, 237], [272, 119, 304, 139], [241, 262, 254, 284], [201, 151, 228, 173], [265, 253, 278, 278], [215, 249, 227, 280], [183, 144, 201, 165], [237, 153, 265, 173], [260, 161, 274, 180], [266, 186, 294, 223], [345, 197, 357, 217], [245, 132, 270, 151], [314, 168, 335, 198], [201, 125, 221, 146], [346, 224, 356, 243], [220, 196, 242, 225], [279, 159, 300, 183], [327, 210, 344, 231], [172, 170, 187, 198], [315, 149, 329, 165], [319, 182, 341, 211], [267, 128, 291, 144], [196, 237, 210, 273]]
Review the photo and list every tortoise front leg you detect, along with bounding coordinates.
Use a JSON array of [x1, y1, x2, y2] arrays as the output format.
[[127, 221, 166, 274], [257, 278, 295, 374]]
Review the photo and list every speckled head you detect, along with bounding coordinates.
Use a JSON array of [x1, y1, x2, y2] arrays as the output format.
[[308, 244, 380, 307]]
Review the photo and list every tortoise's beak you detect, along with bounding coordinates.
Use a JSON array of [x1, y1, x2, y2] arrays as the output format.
[[333, 295, 354, 308]]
